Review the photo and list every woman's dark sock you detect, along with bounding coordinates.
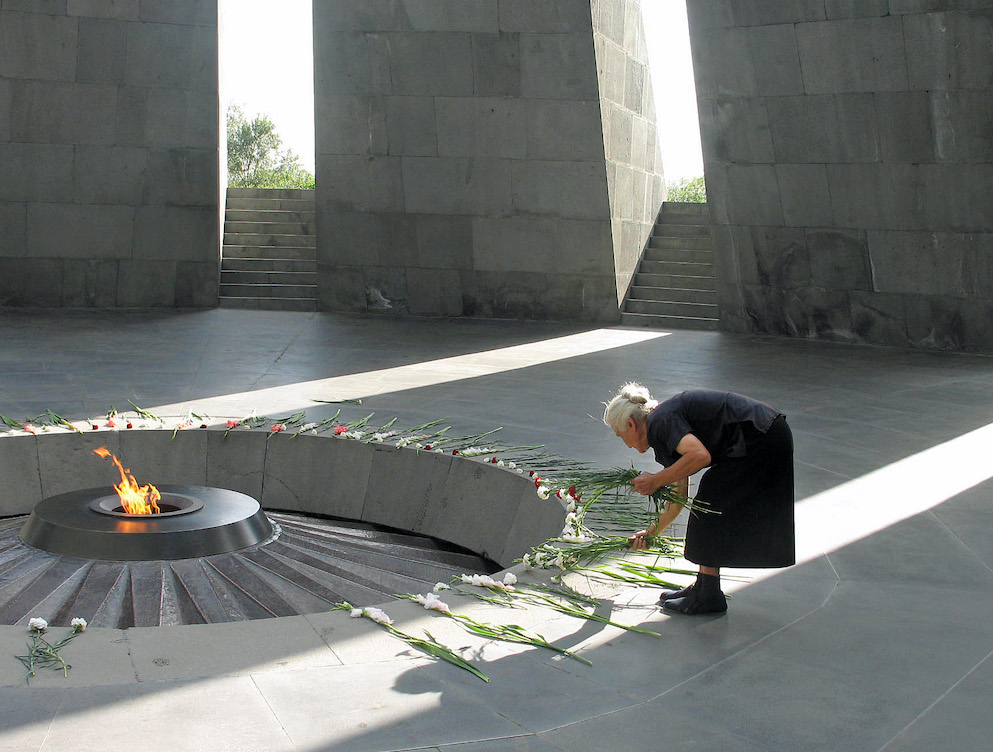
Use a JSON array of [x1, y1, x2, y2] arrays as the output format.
[[661, 573, 727, 615], [657, 574, 700, 604]]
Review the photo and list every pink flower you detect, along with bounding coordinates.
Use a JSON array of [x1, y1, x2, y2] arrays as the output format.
[[126, 422, 133, 429], [106, 418, 116, 428], [226, 419, 239, 429], [333, 425, 348, 435], [270, 424, 285, 433], [22, 424, 37, 434]]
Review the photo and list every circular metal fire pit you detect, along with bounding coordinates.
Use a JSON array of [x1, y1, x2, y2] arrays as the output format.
[[19, 485, 273, 561]]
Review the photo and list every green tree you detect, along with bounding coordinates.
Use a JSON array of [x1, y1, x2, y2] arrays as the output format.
[[665, 175, 707, 203], [226, 104, 315, 189]]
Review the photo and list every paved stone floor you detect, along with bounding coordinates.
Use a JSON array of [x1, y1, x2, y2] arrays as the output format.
[[1, 308, 991, 752]]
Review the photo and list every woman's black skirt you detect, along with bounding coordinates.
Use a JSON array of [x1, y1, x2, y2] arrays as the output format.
[[684, 415, 795, 568]]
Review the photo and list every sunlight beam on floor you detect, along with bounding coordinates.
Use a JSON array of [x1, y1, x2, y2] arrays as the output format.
[[149, 328, 671, 417]]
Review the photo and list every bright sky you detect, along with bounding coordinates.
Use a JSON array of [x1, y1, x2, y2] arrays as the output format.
[[218, 0, 703, 180]]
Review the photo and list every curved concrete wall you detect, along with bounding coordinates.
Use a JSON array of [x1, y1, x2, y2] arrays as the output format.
[[0, 429, 565, 569]]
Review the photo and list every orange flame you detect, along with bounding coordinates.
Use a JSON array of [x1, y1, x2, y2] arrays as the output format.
[[93, 446, 161, 514]]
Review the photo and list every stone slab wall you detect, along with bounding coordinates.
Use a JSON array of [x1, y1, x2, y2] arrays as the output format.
[[592, 0, 665, 301], [0, 429, 565, 569], [689, 1, 993, 353], [313, 0, 660, 322], [0, 1, 220, 308]]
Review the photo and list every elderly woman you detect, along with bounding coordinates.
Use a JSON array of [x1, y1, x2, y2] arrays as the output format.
[[603, 383, 795, 615]]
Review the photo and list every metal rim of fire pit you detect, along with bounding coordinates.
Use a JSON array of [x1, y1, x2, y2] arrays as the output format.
[[19, 485, 274, 561], [89, 492, 205, 518]]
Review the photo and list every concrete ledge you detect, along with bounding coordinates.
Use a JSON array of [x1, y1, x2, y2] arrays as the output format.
[[0, 427, 565, 568]]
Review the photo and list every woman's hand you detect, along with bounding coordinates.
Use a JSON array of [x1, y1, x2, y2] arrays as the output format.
[[628, 527, 653, 550], [632, 471, 663, 496]]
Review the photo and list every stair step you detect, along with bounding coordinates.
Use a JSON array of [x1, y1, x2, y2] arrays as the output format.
[[226, 197, 316, 212], [219, 283, 318, 299], [660, 201, 710, 221], [220, 270, 317, 285], [224, 221, 315, 236], [648, 234, 712, 251], [221, 257, 317, 273], [223, 245, 316, 260], [640, 260, 714, 277], [650, 223, 710, 238], [643, 248, 713, 264], [225, 209, 317, 223], [624, 299, 719, 317], [634, 272, 716, 290], [226, 187, 315, 200], [224, 232, 317, 248], [620, 312, 720, 331], [218, 296, 318, 312], [628, 286, 717, 304]]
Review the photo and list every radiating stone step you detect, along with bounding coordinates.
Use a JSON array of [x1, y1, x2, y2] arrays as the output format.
[[624, 299, 719, 318], [222, 245, 316, 260], [0, 511, 497, 628], [620, 312, 720, 330], [627, 285, 718, 304], [224, 233, 317, 248], [639, 260, 715, 277], [222, 257, 317, 273], [218, 297, 318, 312]]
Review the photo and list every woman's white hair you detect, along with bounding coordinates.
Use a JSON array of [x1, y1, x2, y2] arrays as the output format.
[[603, 382, 658, 432]]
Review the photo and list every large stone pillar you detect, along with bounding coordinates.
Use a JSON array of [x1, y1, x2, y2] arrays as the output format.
[[689, 1, 993, 353], [0, 2, 219, 308], [313, 0, 663, 322]]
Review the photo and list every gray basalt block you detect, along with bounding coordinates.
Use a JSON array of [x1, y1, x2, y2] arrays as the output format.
[[117, 87, 217, 149], [691, 28, 758, 98], [876, 91, 933, 163], [384, 96, 439, 156], [125, 23, 216, 89], [776, 164, 833, 228], [929, 90, 993, 163], [62, 259, 119, 307], [406, 267, 463, 316], [850, 291, 910, 348], [316, 95, 388, 156], [826, 164, 924, 231], [68, 1, 141, 21], [697, 97, 775, 164], [765, 93, 879, 163], [361, 445, 454, 535], [904, 10, 993, 90], [471, 30, 521, 97], [921, 164, 993, 232], [0, 435, 41, 516], [724, 164, 785, 226], [175, 260, 219, 307], [26, 204, 135, 259], [391, 34, 475, 96], [206, 429, 266, 500], [134, 206, 218, 262], [415, 215, 473, 269], [807, 229, 871, 291], [144, 148, 218, 207], [261, 433, 372, 520], [72, 146, 147, 205], [511, 161, 610, 220], [825, 0, 889, 19], [737, 226, 811, 287], [746, 23, 805, 96], [436, 97, 528, 158], [501, 0, 593, 33], [520, 32, 600, 100], [37, 430, 124, 499], [318, 155, 404, 213], [0, 204, 26, 258], [0, 143, 74, 203], [402, 157, 513, 216], [868, 231, 971, 297], [498, 484, 567, 566], [0, 12, 77, 82], [119, 429, 208, 486], [402, 0, 498, 32], [314, 32, 392, 95], [472, 216, 611, 274], [421, 459, 528, 563], [76, 17, 128, 84], [137, 0, 216, 26], [0, 259, 64, 306], [796, 16, 909, 94], [117, 260, 177, 307]]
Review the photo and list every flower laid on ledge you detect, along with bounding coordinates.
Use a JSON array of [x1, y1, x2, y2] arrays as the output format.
[[16, 617, 87, 681], [335, 602, 490, 682]]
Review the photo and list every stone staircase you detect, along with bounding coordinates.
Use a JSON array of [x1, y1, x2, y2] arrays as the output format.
[[620, 202, 719, 330], [220, 187, 318, 311]]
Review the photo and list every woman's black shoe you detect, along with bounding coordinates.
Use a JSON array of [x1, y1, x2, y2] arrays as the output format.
[[661, 574, 727, 615], [657, 577, 698, 604]]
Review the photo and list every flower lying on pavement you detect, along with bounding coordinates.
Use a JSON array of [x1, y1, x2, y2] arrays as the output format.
[[28, 617, 48, 632]]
